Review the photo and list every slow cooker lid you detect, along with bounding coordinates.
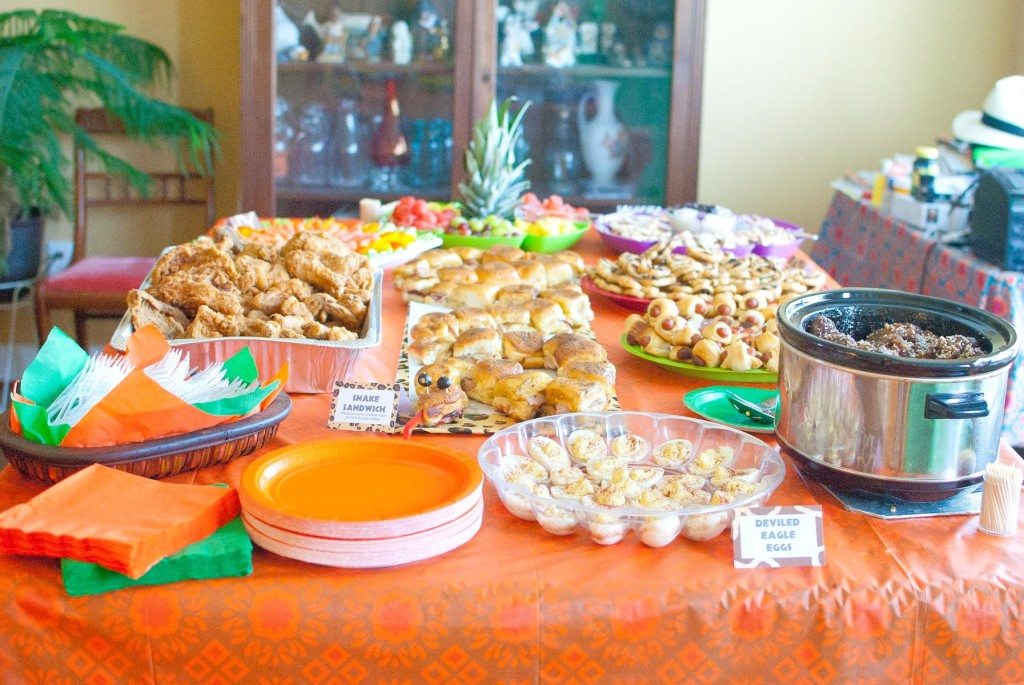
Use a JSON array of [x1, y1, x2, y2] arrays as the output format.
[[777, 288, 1019, 378]]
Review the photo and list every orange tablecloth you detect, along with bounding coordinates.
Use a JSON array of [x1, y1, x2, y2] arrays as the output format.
[[2, 232, 1023, 683]]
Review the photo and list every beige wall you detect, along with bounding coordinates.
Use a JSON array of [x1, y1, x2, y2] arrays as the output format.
[[698, 0, 1024, 231]]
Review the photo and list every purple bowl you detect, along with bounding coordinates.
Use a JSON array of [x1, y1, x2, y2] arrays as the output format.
[[723, 243, 754, 258], [594, 224, 658, 254], [595, 222, 755, 258], [770, 218, 803, 232], [752, 239, 805, 259]]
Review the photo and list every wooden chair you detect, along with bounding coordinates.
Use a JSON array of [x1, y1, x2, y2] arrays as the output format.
[[34, 108, 215, 347]]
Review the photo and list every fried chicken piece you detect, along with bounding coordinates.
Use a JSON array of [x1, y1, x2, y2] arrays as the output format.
[[148, 268, 243, 318], [279, 295, 315, 320], [126, 289, 189, 340], [284, 249, 372, 301], [243, 313, 284, 338], [239, 241, 279, 262], [301, 292, 367, 330], [280, 232, 348, 259], [150, 238, 237, 286], [246, 278, 314, 315], [186, 305, 247, 338], [270, 314, 308, 339], [302, 321, 358, 341], [235, 254, 290, 293], [280, 233, 373, 300]]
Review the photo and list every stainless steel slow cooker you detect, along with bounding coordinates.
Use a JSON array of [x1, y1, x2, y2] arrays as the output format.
[[776, 288, 1019, 500]]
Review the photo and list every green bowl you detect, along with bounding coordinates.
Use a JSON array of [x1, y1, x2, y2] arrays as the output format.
[[521, 222, 590, 253], [439, 232, 526, 249]]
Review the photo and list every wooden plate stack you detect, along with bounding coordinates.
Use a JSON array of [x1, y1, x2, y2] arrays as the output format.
[[239, 438, 483, 568]]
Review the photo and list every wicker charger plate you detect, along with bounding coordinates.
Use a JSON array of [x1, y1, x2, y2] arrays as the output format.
[[0, 394, 292, 484]]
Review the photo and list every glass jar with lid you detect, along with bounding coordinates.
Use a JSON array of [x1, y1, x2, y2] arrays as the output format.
[[912, 146, 939, 202]]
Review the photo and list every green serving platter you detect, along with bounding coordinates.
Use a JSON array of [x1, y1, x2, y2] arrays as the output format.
[[521, 222, 590, 253], [683, 385, 779, 434], [439, 232, 525, 249], [620, 335, 779, 384]]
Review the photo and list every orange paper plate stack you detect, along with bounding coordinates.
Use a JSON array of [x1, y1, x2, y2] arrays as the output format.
[[239, 438, 483, 568]]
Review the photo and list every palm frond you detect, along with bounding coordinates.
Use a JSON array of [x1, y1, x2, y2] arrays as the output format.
[[0, 9, 220, 265]]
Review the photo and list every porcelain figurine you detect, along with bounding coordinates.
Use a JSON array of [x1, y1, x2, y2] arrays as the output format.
[[415, 1, 441, 62], [435, 19, 451, 61], [391, 21, 413, 65], [297, 10, 323, 61], [577, 21, 599, 62], [515, 0, 541, 30], [316, 5, 348, 64], [514, 0, 540, 59], [609, 40, 631, 67], [366, 18, 386, 63], [646, 22, 672, 68], [578, 79, 628, 191], [273, 5, 307, 62], [543, 1, 577, 68], [599, 21, 617, 59], [500, 13, 532, 68]]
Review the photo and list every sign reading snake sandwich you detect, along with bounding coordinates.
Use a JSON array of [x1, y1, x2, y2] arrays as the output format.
[[732, 506, 825, 568]]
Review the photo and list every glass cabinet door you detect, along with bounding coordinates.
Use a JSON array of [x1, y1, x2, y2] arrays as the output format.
[[494, 0, 678, 210], [271, 0, 458, 216]]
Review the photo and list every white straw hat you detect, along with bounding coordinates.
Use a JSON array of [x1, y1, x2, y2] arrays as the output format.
[[952, 75, 1024, 150]]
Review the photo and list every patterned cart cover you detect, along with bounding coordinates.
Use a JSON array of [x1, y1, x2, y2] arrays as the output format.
[[814, 192, 1024, 447]]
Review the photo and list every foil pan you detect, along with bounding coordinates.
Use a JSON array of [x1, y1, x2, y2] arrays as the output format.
[[111, 269, 383, 394]]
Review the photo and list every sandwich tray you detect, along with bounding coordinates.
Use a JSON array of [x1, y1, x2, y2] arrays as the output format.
[[398, 302, 619, 435]]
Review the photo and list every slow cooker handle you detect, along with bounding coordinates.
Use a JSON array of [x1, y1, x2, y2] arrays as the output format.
[[924, 392, 990, 420]]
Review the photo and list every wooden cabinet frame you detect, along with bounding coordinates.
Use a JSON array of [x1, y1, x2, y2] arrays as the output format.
[[240, 0, 705, 215]]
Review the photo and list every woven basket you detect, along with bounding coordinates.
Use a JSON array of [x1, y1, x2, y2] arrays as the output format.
[[0, 395, 291, 485]]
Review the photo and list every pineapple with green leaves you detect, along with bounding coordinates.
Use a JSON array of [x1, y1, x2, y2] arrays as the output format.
[[454, 98, 531, 236]]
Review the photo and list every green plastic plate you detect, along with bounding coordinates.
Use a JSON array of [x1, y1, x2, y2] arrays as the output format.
[[521, 222, 590, 253], [683, 385, 778, 434], [439, 232, 525, 249], [620, 335, 779, 384]]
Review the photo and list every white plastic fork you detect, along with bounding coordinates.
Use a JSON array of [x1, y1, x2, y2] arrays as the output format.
[[47, 354, 133, 426]]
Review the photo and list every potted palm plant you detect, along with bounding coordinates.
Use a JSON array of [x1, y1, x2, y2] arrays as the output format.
[[0, 9, 219, 286]]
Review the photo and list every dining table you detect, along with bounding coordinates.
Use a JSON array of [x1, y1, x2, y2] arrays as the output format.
[[0, 230, 1022, 684]]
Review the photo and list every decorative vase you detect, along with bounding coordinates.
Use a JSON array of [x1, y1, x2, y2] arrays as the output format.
[[370, 79, 410, 190], [371, 79, 410, 167], [577, 79, 627, 191]]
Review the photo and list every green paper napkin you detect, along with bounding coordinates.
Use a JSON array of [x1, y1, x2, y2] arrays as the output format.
[[61, 516, 253, 596], [19, 328, 88, 406]]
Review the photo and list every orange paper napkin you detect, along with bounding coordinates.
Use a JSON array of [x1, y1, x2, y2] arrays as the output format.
[[0, 464, 240, 578]]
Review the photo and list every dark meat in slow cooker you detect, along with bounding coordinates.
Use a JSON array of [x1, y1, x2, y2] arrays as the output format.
[[807, 316, 983, 360]]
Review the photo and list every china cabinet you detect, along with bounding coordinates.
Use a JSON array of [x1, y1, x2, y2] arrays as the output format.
[[240, 0, 705, 216]]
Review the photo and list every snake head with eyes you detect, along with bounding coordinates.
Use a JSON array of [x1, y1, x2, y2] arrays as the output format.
[[402, 361, 470, 437]]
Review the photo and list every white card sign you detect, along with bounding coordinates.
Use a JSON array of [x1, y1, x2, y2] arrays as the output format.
[[732, 505, 825, 568], [329, 381, 401, 433]]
